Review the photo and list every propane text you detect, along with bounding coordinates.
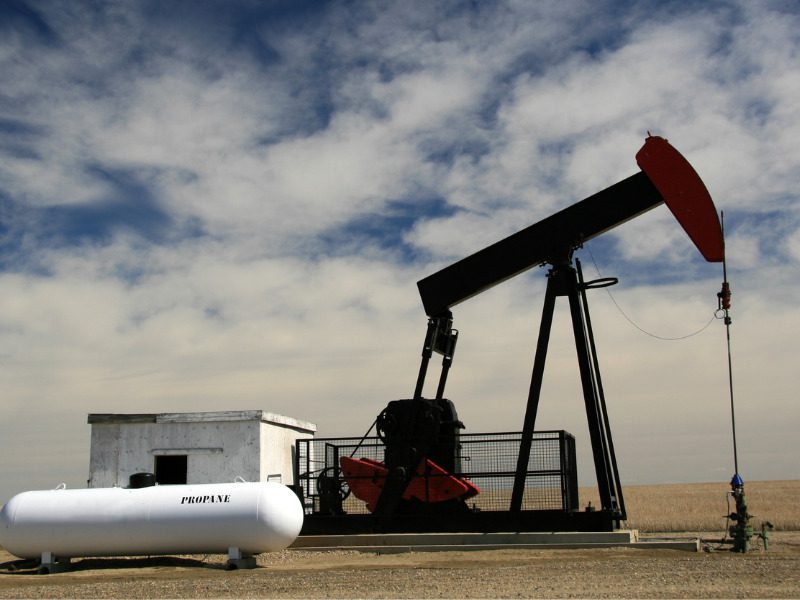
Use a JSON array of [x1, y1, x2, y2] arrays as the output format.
[[180, 494, 231, 504]]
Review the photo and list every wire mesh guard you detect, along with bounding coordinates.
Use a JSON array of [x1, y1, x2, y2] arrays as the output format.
[[296, 431, 578, 515]]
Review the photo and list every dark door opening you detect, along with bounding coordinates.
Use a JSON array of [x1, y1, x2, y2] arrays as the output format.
[[155, 455, 187, 485]]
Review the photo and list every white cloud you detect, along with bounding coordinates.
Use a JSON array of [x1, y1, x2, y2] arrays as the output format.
[[1, 0, 799, 502], [787, 228, 800, 263]]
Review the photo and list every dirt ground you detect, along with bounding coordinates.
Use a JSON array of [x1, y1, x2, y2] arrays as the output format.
[[1, 532, 798, 598]]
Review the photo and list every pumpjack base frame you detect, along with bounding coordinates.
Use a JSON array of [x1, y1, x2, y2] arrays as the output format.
[[295, 431, 598, 536], [300, 510, 621, 536]]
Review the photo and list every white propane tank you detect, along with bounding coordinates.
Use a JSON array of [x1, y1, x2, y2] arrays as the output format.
[[0, 481, 303, 559]]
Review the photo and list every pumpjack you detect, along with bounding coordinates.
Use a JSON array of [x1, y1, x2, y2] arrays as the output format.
[[302, 135, 724, 534]]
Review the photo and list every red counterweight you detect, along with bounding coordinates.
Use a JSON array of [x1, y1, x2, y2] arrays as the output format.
[[340, 456, 479, 513], [636, 135, 725, 263]]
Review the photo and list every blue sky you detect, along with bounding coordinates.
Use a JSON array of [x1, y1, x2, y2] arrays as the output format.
[[1, 0, 798, 503]]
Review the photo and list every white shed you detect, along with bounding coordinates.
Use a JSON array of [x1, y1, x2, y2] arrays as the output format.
[[87, 410, 316, 488]]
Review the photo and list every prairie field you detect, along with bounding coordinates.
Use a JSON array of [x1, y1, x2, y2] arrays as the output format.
[[582, 479, 799, 533]]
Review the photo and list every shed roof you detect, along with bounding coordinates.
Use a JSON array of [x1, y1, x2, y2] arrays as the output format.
[[87, 410, 316, 432]]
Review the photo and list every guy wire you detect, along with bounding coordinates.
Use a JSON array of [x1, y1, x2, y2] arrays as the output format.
[[585, 248, 716, 341]]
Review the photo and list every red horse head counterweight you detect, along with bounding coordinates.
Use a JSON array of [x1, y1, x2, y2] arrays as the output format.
[[636, 135, 724, 263]]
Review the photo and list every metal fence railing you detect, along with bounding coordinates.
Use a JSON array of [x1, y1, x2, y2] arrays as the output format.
[[295, 430, 578, 515]]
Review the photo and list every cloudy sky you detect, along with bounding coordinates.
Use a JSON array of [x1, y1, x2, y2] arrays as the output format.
[[1, 0, 798, 504]]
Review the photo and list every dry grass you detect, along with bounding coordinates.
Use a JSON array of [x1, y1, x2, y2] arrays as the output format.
[[342, 479, 798, 533], [342, 479, 799, 533], [579, 479, 799, 533]]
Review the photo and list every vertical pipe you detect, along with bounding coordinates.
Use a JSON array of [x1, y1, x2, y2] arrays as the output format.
[[720, 212, 739, 477]]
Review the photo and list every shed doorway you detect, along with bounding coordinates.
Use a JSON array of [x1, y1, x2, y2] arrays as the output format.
[[155, 455, 187, 485]]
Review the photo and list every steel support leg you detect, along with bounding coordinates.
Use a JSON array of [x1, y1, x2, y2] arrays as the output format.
[[565, 266, 615, 512], [511, 270, 558, 512], [577, 260, 625, 519], [511, 259, 624, 521]]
